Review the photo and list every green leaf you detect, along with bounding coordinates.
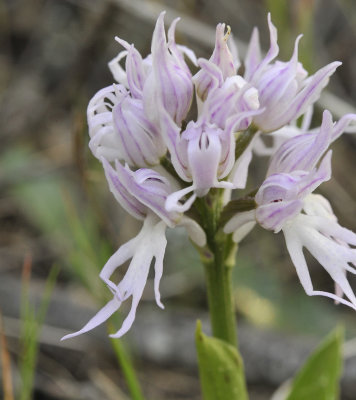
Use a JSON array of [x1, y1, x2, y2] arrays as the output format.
[[286, 327, 344, 400], [195, 321, 248, 400]]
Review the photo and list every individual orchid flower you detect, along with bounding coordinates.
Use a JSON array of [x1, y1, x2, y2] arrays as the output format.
[[62, 159, 205, 340], [88, 11, 197, 167], [87, 84, 166, 166], [244, 14, 341, 132], [253, 106, 356, 158], [161, 73, 261, 213], [253, 110, 356, 309], [194, 23, 239, 101], [142, 11, 195, 125]]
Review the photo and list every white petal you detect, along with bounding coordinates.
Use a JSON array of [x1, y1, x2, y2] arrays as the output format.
[[61, 298, 121, 340], [165, 185, 197, 213], [99, 235, 140, 286], [224, 210, 256, 234], [179, 216, 207, 247], [283, 215, 356, 310]]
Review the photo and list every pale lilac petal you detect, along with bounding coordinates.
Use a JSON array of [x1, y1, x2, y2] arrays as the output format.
[[194, 58, 223, 101], [267, 61, 341, 129], [227, 33, 240, 71], [167, 18, 196, 72], [331, 113, 356, 141], [113, 37, 147, 98], [87, 85, 121, 140], [228, 129, 262, 188], [267, 110, 333, 175], [187, 129, 222, 196], [193, 23, 235, 100], [256, 199, 303, 232], [229, 142, 253, 189], [249, 14, 279, 82], [204, 78, 260, 134], [255, 172, 301, 205], [149, 11, 193, 124], [158, 106, 190, 182], [177, 44, 198, 66], [102, 158, 146, 220], [114, 161, 178, 226], [297, 151, 332, 198], [209, 24, 236, 79], [225, 106, 264, 135], [244, 27, 261, 81], [61, 298, 121, 340], [87, 84, 165, 167], [112, 96, 164, 166], [301, 105, 314, 131], [257, 36, 302, 110]]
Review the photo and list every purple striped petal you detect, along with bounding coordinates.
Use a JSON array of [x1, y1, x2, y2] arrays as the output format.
[[144, 11, 193, 125]]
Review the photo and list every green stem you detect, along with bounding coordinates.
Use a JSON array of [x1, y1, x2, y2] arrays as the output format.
[[203, 239, 237, 347], [196, 194, 238, 347]]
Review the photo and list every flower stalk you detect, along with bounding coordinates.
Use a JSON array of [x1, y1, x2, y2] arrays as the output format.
[[196, 193, 238, 347], [202, 238, 237, 347]]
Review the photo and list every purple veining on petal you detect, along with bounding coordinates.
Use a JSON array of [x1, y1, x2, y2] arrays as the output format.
[[102, 158, 146, 220]]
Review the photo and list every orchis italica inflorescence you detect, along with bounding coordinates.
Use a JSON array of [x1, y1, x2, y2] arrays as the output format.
[[62, 12, 356, 340]]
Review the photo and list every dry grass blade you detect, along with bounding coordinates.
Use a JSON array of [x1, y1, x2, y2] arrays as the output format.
[[0, 310, 14, 400]]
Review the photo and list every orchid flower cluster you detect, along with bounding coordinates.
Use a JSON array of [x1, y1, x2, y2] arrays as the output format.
[[63, 12, 356, 341]]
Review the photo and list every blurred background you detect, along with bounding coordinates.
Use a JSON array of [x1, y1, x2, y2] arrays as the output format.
[[1, 0, 356, 399]]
